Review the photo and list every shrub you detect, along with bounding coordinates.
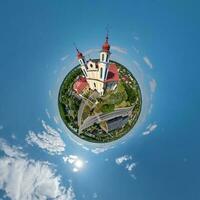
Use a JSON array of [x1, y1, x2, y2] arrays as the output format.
[[101, 104, 115, 113]]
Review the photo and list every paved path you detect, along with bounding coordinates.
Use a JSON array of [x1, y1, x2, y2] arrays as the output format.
[[78, 100, 86, 127], [79, 105, 134, 133], [77, 91, 100, 127]]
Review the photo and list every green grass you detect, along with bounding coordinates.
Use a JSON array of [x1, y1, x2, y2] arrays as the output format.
[[82, 105, 91, 121], [101, 104, 115, 113]]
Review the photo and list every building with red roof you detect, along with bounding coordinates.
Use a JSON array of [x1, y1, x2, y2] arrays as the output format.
[[122, 75, 130, 83], [73, 76, 89, 95], [104, 63, 119, 90], [105, 63, 119, 83]]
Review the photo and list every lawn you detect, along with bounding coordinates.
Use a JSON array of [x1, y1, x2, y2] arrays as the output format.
[[93, 81, 129, 113]]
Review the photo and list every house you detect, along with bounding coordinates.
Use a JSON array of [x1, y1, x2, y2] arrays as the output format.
[[104, 63, 119, 90], [73, 76, 89, 95]]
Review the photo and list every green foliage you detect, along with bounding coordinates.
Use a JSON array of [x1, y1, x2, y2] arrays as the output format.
[[104, 82, 127, 105], [123, 84, 137, 104], [82, 105, 91, 121], [58, 67, 82, 129], [58, 103, 70, 124], [62, 68, 82, 92], [101, 104, 115, 113]]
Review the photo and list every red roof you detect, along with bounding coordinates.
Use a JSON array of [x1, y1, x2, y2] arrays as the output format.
[[105, 64, 119, 83], [122, 75, 129, 81], [73, 76, 89, 94], [102, 36, 110, 52], [77, 51, 83, 59]]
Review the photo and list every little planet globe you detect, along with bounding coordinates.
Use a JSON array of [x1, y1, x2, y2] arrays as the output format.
[[58, 36, 142, 143]]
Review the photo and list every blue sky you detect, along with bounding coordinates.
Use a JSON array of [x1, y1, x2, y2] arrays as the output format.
[[0, 0, 200, 199]]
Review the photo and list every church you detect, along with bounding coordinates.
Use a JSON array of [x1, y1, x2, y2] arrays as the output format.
[[74, 35, 119, 96]]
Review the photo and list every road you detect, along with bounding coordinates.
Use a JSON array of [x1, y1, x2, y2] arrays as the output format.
[[77, 91, 100, 127], [78, 100, 86, 127], [79, 105, 134, 133]]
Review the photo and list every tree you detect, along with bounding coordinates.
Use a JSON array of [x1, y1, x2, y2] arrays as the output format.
[[101, 104, 115, 113]]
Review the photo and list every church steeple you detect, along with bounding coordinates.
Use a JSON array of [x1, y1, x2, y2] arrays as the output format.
[[75, 46, 86, 66], [102, 34, 110, 53], [100, 34, 111, 63]]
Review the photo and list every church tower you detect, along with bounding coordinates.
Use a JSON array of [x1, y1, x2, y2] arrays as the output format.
[[75, 34, 112, 96], [76, 48, 88, 78], [99, 34, 111, 82]]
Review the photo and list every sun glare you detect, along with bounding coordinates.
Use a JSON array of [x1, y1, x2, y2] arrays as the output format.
[[74, 159, 83, 169]]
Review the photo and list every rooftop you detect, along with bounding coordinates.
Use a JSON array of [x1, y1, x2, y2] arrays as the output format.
[[73, 76, 89, 94], [105, 63, 119, 83], [106, 116, 129, 132]]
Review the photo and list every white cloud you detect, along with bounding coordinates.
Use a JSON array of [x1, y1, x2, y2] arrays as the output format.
[[65, 186, 76, 200], [148, 103, 153, 114], [91, 148, 104, 154], [115, 155, 132, 165], [45, 108, 51, 119], [143, 123, 158, 135], [63, 155, 87, 173], [53, 116, 59, 124], [133, 60, 140, 68], [142, 131, 149, 135], [149, 124, 158, 132], [68, 134, 114, 154], [91, 148, 107, 154], [93, 192, 98, 199], [49, 90, 52, 98], [83, 48, 100, 56], [130, 174, 137, 180], [61, 54, 70, 61], [115, 155, 136, 178], [0, 138, 75, 200], [91, 146, 114, 154], [126, 163, 136, 171], [63, 155, 79, 164], [143, 56, 153, 69], [149, 79, 157, 93], [0, 125, 3, 131], [11, 133, 16, 139], [57, 128, 62, 133], [26, 120, 65, 155], [132, 32, 140, 41], [81, 146, 89, 151], [0, 138, 26, 158], [111, 46, 127, 54]]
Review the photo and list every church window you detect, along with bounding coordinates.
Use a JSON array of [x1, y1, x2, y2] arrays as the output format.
[[102, 54, 104, 61], [83, 69, 87, 77], [105, 68, 108, 79], [106, 55, 109, 62], [100, 68, 103, 79]]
